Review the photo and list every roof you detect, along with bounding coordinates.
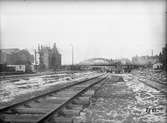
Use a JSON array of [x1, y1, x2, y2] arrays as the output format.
[[79, 58, 112, 65], [0, 48, 20, 54]]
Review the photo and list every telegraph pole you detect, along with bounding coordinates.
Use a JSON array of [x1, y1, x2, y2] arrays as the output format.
[[34, 49, 37, 65], [70, 44, 74, 71], [34, 49, 38, 72], [72, 45, 74, 66]]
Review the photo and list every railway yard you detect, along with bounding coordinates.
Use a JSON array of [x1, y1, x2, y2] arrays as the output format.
[[1, 0, 167, 122], [0, 69, 166, 123]]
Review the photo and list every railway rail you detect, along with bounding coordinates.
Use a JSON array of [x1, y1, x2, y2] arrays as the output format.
[[137, 77, 167, 94], [0, 72, 56, 81], [0, 73, 108, 123], [137, 75, 167, 85], [0, 71, 74, 81], [131, 72, 167, 94]]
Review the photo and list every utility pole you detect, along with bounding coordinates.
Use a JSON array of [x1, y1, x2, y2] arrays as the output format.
[[70, 44, 74, 71], [72, 45, 74, 66], [34, 49, 37, 65], [70, 44, 74, 65], [34, 49, 38, 72]]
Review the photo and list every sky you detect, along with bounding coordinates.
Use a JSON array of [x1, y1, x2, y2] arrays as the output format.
[[0, 0, 166, 65]]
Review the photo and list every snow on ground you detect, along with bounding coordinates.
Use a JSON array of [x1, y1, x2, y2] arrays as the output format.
[[0, 71, 96, 103], [131, 69, 167, 85], [125, 77, 166, 123], [76, 73, 167, 123]]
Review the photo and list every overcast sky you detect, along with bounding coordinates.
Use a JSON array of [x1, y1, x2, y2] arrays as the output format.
[[0, 0, 166, 64]]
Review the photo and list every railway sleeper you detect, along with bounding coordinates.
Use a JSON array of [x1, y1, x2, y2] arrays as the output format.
[[91, 84, 102, 89], [58, 108, 81, 117], [0, 114, 42, 123], [55, 92, 76, 97], [4, 108, 20, 114], [5, 107, 52, 114], [71, 96, 90, 105], [50, 116, 73, 123], [72, 84, 90, 88], [57, 90, 77, 94], [24, 97, 70, 107], [81, 90, 95, 97], [65, 103, 83, 110], [48, 95, 91, 122], [25, 102, 60, 108], [23, 103, 31, 108], [33, 99, 41, 103], [71, 87, 87, 91], [42, 97, 71, 103], [47, 93, 60, 97]]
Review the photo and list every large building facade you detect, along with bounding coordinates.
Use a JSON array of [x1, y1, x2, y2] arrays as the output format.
[[132, 55, 159, 65], [38, 43, 61, 69], [0, 48, 34, 65], [0, 49, 34, 73]]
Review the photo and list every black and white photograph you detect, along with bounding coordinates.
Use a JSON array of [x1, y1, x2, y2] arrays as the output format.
[[0, 0, 167, 123]]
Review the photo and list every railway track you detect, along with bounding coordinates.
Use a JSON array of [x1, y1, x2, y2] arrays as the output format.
[[0, 72, 54, 81], [131, 73, 167, 94], [0, 71, 74, 81], [137, 77, 167, 94], [137, 75, 167, 85], [0, 73, 108, 123]]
